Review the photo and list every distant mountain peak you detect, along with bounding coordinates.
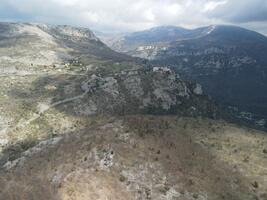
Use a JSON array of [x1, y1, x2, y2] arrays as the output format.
[[148, 25, 189, 31]]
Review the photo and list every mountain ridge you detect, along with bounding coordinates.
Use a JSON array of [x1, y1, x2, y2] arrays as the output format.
[[0, 21, 267, 200], [0, 22, 134, 70], [101, 24, 267, 129], [100, 24, 267, 53]]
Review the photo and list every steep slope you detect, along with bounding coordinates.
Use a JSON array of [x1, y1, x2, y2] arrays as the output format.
[[38, 24, 134, 62], [0, 66, 219, 157], [100, 25, 216, 54], [72, 67, 218, 117], [0, 66, 224, 200], [105, 26, 191, 52], [0, 22, 133, 72], [0, 22, 70, 67], [152, 25, 267, 119], [106, 25, 267, 126], [0, 22, 267, 200], [0, 63, 222, 164]]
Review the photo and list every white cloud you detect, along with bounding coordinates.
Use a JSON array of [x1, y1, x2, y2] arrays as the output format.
[[144, 9, 155, 21], [82, 12, 100, 23], [207, 0, 267, 23], [0, 0, 266, 34], [203, 1, 227, 12], [167, 4, 183, 16], [51, 0, 80, 6]]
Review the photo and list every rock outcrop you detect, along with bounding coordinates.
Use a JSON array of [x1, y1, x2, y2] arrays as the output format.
[[73, 67, 219, 118], [101, 25, 267, 127]]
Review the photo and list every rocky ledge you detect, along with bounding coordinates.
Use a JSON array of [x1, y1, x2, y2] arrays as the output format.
[[72, 67, 219, 118]]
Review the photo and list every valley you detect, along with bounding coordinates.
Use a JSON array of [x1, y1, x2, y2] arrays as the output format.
[[101, 25, 267, 129], [0, 22, 266, 200]]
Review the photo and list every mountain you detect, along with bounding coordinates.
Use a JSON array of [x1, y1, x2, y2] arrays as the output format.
[[101, 25, 217, 53], [1, 22, 267, 200], [104, 25, 267, 125], [0, 22, 133, 71], [1, 65, 267, 200], [62, 67, 219, 118]]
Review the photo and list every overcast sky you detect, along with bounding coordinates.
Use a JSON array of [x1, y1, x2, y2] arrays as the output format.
[[0, 0, 267, 35]]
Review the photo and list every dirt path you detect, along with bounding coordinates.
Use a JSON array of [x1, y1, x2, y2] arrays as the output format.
[[0, 81, 90, 140], [0, 71, 86, 77]]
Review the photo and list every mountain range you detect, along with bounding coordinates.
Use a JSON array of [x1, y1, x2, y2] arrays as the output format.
[[0, 22, 267, 200], [100, 25, 267, 125]]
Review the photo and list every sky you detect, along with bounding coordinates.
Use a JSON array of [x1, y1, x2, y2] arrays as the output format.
[[0, 0, 267, 35]]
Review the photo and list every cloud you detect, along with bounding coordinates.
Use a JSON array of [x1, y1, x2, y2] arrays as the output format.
[[203, 1, 227, 12], [0, 0, 266, 35], [208, 0, 267, 23]]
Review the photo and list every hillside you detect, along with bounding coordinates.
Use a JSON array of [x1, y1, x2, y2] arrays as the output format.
[[1, 116, 267, 200], [100, 25, 218, 54], [0, 22, 133, 74], [0, 22, 267, 200], [1, 59, 266, 200], [103, 25, 267, 128]]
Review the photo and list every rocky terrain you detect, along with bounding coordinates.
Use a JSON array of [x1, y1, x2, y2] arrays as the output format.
[[102, 25, 267, 129], [0, 22, 133, 74], [0, 22, 267, 200], [1, 116, 267, 200], [0, 65, 219, 164]]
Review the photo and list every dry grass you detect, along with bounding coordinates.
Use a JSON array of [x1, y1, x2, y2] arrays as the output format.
[[1, 116, 266, 200]]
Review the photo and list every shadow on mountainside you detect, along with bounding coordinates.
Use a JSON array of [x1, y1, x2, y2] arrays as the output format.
[[0, 64, 266, 199], [2, 65, 266, 163]]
